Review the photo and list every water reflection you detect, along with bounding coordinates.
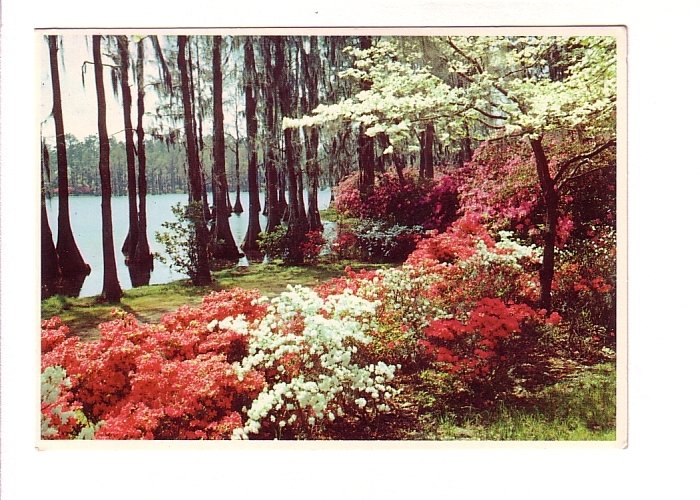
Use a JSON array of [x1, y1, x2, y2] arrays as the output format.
[[44, 189, 332, 297]]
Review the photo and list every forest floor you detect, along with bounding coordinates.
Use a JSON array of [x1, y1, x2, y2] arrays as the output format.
[[40, 258, 617, 442], [41, 259, 394, 340]]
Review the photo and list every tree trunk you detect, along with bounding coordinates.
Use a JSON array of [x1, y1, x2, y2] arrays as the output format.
[[178, 35, 212, 285], [276, 36, 306, 264], [41, 142, 60, 298], [376, 132, 390, 173], [392, 151, 406, 186], [420, 122, 435, 179], [262, 37, 281, 233], [93, 35, 122, 302], [131, 37, 153, 288], [530, 137, 558, 311], [302, 36, 323, 231], [357, 36, 375, 198], [189, 38, 212, 223], [242, 37, 262, 260], [211, 35, 243, 260], [278, 168, 288, 220], [48, 35, 90, 279], [233, 117, 244, 214], [117, 36, 139, 261]]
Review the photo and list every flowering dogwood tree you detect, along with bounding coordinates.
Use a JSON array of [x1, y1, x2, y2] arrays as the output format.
[[287, 34, 618, 310], [442, 35, 618, 309]]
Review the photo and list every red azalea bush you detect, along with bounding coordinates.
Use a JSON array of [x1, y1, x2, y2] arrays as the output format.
[[334, 168, 460, 232], [300, 229, 326, 263], [418, 299, 536, 374], [41, 289, 268, 439]]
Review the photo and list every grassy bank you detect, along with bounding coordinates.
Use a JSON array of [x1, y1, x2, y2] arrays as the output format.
[[411, 362, 616, 441], [41, 259, 393, 340]]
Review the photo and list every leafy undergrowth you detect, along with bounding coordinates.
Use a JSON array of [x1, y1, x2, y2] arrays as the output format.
[[298, 363, 616, 441], [40, 260, 394, 340], [416, 363, 615, 441]]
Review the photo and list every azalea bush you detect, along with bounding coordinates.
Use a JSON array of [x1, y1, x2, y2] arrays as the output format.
[[299, 229, 326, 263], [41, 365, 100, 439], [41, 285, 400, 440], [552, 224, 616, 358], [221, 286, 399, 439], [335, 169, 460, 233], [258, 225, 287, 261], [259, 226, 326, 265], [351, 220, 424, 263], [319, 214, 563, 400], [41, 289, 268, 439]]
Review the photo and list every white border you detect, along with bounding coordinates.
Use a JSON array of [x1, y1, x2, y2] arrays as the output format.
[[3, 0, 700, 498]]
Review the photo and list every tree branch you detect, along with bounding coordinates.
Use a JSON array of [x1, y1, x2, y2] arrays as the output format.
[[553, 138, 616, 185]]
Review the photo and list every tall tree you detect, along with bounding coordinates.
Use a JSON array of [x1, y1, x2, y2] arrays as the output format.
[[190, 37, 212, 223], [130, 37, 154, 286], [47, 35, 90, 280], [301, 36, 323, 231], [211, 35, 243, 260], [262, 37, 281, 233], [291, 40, 308, 226], [116, 35, 139, 261], [276, 36, 307, 263], [232, 98, 244, 214], [357, 36, 376, 199], [241, 37, 263, 259], [419, 122, 435, 179], [93, 35, 122, 302], [178, 35, 212, 285]]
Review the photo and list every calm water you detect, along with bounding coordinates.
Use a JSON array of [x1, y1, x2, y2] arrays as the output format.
[[45, 189, 333, 297]]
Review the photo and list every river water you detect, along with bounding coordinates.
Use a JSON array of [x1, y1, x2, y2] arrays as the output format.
[[45, 189, 333, 297]]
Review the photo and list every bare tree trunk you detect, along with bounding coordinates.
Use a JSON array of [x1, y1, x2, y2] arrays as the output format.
[[262, 37, 281, 233], [211, 35, 243, 260], [301, 36, 322, 231], [41, 142, 60, 298], [189, 38, 212, 223], [530, 137, 558, 311], [357, 36, 375, 199], [48, 35, 90, 280], [242, 37, 263, 260], [93, 35, 122, 302], [420, 122, 435, 179], [278, 167, 288, 220], [392, 151, 406, 186], [117, 36, 139, 261], [178, 35, 212, 285], [129, 38, 153, 287], [233, 102, 244, 214], [276, 36, 306, 263]]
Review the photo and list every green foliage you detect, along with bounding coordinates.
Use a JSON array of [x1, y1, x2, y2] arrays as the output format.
[[257, 225, 287, 261], [415, 363, 616, 440], [352, 219, 423, 262], [41, 365, 102, 439], [155, 202, 208, 281]]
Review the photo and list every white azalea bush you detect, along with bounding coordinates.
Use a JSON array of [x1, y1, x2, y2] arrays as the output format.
[[41, 365, 101, 439], [207, 285, 400, 439], [354, 266, 452, 366]]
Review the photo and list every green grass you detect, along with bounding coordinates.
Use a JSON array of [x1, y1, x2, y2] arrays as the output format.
[[41, 259, 393, 340], [414, 363, 616, 441]]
